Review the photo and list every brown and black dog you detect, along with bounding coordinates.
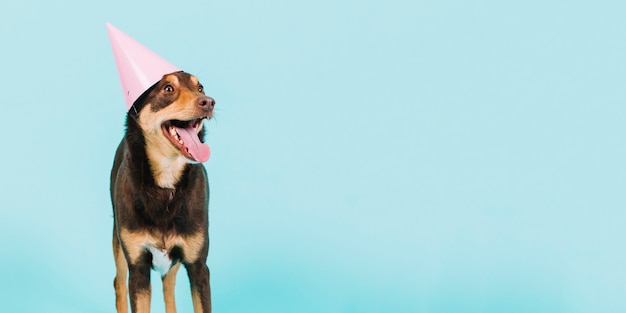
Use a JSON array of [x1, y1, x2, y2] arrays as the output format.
[[110, 71, 214, 313]]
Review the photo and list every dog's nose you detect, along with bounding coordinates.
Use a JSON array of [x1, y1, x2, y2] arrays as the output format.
[[197, 96, 215, 111]]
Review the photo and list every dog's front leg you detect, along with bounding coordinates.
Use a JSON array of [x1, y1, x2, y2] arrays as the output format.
[[128, 253, 152, 313], [185, 261, 212, 313]]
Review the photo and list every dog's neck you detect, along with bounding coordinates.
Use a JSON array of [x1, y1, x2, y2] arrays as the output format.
[[145, 150, 188, 189]]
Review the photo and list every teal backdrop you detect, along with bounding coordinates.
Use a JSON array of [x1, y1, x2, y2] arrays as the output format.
[[1, 0, 625, 312]]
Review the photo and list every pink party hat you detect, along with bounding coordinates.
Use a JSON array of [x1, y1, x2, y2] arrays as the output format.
[[107, 23, 180, 111]]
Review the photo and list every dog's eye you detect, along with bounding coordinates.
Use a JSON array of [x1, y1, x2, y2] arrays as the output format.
[[164, 85, 174, 93], [198, 85, 204, 93]]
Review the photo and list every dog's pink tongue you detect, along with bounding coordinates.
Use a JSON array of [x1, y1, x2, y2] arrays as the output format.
[[176, 127, 210, 162]]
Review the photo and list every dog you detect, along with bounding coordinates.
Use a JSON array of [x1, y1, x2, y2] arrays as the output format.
[[110, 71, 214, 313]]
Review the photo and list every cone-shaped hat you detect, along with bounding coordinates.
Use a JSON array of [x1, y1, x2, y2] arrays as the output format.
[[107, 23, 180, 111]]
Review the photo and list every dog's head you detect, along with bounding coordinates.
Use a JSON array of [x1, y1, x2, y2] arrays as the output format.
[[132, 71, 214, 163]]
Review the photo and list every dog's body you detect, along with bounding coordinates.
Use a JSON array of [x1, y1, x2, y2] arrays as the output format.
[[110, 71, 215, 313]]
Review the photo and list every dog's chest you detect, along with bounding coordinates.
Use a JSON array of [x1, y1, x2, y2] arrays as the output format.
[[146, 244, 174, 276], [141, 234, 183, 276]]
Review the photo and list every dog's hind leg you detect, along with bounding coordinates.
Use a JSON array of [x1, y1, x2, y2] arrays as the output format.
[[113, 228, 129, 313], [162, 262, 181, 313]]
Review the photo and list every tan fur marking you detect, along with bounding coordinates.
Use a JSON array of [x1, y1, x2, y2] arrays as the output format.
[[164, 74, 180, 87], [176, 232, 206, 264], [191, 288, 203, 313], [114, 238, 129, 313], [119, 228, 150, 263], [159, 232, 206, 263], [135, 290, 151, 313], [120, 229, 206, 264], [163, 262, 181, 313]]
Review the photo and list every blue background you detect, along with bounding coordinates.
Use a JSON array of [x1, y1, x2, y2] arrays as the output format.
[[1, 0, 626, 312]]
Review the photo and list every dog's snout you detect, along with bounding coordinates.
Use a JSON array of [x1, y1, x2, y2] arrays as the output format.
[[198, 96, 215, 111]]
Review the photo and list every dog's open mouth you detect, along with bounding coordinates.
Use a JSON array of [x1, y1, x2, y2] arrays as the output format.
[[162, 118, 210, 162]]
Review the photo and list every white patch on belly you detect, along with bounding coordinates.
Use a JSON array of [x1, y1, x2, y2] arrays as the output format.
[[147, 245, 172, 276]]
